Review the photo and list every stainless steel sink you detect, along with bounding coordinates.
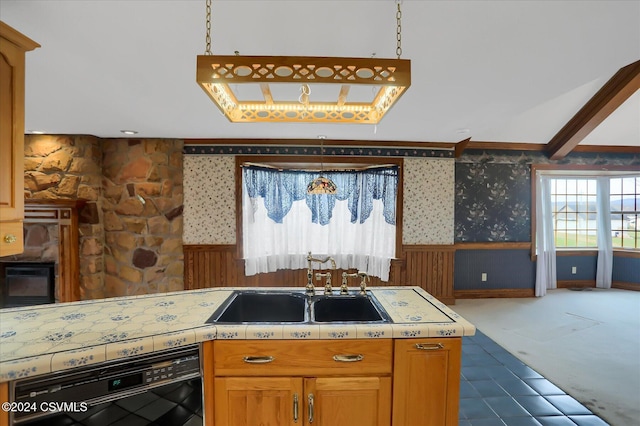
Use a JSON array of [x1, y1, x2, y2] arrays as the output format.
[[206, 290, 391, 324], [311, 293, 391, 323], [206, 291, 309, 324]]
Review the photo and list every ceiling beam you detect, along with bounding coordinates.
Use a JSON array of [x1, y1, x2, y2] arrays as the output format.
[[546, 59, 640, 160], [454, 137, 471, 158]]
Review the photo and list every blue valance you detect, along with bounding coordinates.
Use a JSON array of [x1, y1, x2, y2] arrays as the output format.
[[243, 165, 398, 226]]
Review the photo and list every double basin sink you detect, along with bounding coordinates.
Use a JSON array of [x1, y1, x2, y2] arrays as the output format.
[[206, 290, 391, 324]]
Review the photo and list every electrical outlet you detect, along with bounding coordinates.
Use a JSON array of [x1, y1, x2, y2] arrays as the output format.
[[571, 266, 577, 274], [481, 273, 487, 282]]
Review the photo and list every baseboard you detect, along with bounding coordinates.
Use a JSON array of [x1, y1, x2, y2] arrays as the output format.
[[612, 281, 640, 291], [454, 289, 534, 299], [557, 280, 595, 288]]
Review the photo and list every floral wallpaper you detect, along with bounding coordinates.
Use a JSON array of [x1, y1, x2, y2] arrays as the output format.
[[455, 161, 530, 242], [454, 149, 640, 242], [183, 155, 455, 246], [183, 148, 639, 246], [183, 156, 236, 244], [403, 158, 455, 244]]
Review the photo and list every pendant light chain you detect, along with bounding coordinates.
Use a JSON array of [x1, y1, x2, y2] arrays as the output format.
[[205, 0, 212, 55], [396, 0, 402, 59], [196, 0, 411, 125], [320, 138, 325, 175]]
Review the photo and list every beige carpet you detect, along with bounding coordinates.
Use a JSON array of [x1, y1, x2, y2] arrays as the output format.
[[452, 288, 640, 426]]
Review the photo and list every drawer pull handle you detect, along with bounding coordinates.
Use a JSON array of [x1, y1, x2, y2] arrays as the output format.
[[293, 393, 299, 422], [415, 343, 444, 350], [333, 354, 364, 362], [3, 234, 17, 244], [308, 393, 314, 423], [243, 355, 275, 364]]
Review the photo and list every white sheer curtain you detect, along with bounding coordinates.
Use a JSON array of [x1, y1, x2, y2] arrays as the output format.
[[242, 170, 397, 281], [535, 174, 557, 297], [596, 177, 613, 288]]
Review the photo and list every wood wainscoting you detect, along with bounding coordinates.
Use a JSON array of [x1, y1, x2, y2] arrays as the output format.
[[184, 244, 456, 304], [402, 245, 455, 304]]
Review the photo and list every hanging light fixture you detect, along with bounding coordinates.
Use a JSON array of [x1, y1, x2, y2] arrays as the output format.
[[196, 0, 411, 124], [307, 136, 337, 195]]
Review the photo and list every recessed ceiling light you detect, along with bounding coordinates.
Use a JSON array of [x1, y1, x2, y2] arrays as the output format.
[[28, 130, 45, 134], [120, 130, 138, 135], [317, 135, 327, 139], [456, 128, 470, 134]]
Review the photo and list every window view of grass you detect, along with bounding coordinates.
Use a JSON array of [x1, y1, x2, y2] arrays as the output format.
[[551, 176, 639, 250], [554, 232, 638, 248]]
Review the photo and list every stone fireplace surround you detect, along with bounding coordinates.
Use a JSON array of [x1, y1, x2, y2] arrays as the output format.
[[1, 200, 83, 303], [21, 135, 184, 300]]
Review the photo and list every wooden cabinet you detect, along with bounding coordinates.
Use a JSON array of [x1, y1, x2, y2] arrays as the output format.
[[214, 377, 302, 426], [305, 376, 391, 426], [392, 338, 462, 426], [213, 376, 391, 426], [0, 22, 39, 257], [205, 339, 393, 426], [0, 381, 8, 426], [203, 337, 461, 426]]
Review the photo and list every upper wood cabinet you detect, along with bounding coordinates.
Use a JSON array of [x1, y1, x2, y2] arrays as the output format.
[[0, 22, 39, 257]]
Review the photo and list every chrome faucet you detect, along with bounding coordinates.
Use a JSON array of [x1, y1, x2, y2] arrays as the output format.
[[306, 252, 336, 295]]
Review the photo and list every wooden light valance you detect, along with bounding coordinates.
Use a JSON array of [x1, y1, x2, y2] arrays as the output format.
[[196, 55, 411, 124]]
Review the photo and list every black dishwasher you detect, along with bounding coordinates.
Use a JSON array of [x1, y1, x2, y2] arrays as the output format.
[[9, 345, 203, 426]]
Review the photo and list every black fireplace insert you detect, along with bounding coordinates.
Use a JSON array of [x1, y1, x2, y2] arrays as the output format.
[[0, 262, 56, 308]]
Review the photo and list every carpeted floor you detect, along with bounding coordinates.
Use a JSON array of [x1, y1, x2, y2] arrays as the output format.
[[452, 288, 640, 426]]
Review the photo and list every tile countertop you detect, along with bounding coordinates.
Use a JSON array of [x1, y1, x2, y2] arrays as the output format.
[[0, 286, 475, 382]]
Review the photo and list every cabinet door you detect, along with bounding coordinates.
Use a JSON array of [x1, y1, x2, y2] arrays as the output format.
[[392, 338, 462, 426], [305, 376, 391, 426], [0, 381, 8, 426], [0, 23, 38, 257], [214, 377, 303, 426]]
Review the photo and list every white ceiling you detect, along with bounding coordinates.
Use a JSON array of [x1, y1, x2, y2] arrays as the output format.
[[2, 0, 639, 147]]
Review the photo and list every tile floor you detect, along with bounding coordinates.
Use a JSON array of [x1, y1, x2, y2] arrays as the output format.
[[460, 330, 610, 426]]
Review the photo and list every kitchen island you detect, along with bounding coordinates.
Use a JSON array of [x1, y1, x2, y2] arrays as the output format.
[[0, 286, 475, 426]]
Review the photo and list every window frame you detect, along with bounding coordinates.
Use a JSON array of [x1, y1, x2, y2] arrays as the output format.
[[531, 164, 640, 259], [550, 177, 598, 249], [609, 176, 640, 250], [235, 155, 404, 264]]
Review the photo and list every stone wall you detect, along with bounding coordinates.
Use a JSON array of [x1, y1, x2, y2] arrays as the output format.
[[23, 135, 104, 299], [102, 139, 184, 297], [20, 135, 185, 299]]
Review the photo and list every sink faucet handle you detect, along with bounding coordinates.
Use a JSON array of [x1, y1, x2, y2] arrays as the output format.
[[358, 271, 370, 294], [340, 272, 349, 295], [316, 272, 333, 295]]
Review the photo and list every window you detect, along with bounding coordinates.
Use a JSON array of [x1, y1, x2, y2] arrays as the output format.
[[533, 165, 640, 252], [550, 178, 597, 248], [610, 176, 639, 249], [238, 159, 402, 281], [533, 166, 639, 295]]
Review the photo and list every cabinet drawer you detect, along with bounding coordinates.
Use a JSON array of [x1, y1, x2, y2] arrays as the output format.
[[213, 339, 393, 376], [0, 220, 23, 257]]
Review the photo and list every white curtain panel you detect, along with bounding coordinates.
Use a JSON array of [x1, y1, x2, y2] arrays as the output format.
[[535, 174, 557, 297], [596, 177, 613, 289], [242, 184, 396, 281]]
